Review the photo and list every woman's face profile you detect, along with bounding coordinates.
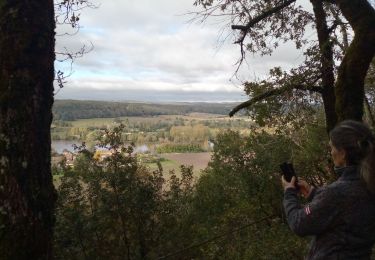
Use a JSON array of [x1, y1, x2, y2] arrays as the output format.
[[329, 141, 346, 167]]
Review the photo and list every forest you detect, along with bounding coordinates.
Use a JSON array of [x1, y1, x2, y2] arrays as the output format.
[[53, 100, 239, 121], [1, 0, 375, 259]]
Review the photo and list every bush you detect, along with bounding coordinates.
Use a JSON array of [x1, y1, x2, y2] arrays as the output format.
[[54, 125, 195, 259]]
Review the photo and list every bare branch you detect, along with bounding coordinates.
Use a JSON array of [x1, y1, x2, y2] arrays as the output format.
[[55, 42, 94, 63], [54, 42, 94, 94], [229, 0, 298, 73], [328, 5, 350, 52], [55, 0, 98, 27], [231, 0, 297, 44], [54, 1, 98, 92]]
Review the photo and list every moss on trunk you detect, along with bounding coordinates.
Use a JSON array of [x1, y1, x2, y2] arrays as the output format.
[[334, 0, 375, 122]]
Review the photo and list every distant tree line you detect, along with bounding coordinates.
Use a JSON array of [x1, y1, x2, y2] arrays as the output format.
[[53, 100, 239, 121]]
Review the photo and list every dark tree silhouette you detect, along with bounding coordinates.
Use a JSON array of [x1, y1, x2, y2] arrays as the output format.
[[0, 0, 56, 258]]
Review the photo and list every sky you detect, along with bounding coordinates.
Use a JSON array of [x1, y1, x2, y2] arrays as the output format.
[[54, 0, 307, 102]]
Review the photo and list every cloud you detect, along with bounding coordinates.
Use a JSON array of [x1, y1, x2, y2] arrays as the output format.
[[58, 75, 244, 95], [55, 0, 307, 101]]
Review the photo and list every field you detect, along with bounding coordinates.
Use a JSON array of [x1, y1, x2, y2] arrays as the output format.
[[145, 152, 212, 177], [161, 152, 212, 171]]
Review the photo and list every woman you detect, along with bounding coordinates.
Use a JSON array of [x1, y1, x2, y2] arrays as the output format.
[[282, 120, 375, 259]]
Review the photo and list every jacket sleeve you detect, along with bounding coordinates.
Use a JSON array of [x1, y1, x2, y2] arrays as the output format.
[[283, 186, 340, 237], [306, 187, 318, 202]]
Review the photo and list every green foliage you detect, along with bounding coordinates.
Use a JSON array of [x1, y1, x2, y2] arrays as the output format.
[[54, 119, 335, 259], [243, 66, 320, 129], [182, 129, 309, 258], [156, 143, 205, 153], [54, 125, 195, 259], [181, 116, 332, 258], [291, 115, 334, 185]]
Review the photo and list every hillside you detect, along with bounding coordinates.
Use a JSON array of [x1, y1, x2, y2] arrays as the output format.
[[53, 99, 240, 120]]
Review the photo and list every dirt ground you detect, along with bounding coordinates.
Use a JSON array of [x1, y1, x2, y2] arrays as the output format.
[[161, 152, 212, 172]]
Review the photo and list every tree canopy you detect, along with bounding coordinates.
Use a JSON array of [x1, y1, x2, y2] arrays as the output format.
[[194, 0, 375, 131]]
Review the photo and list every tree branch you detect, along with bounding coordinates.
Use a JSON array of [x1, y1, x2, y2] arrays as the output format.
[[229, 84, 322, 117], [311, 0, 337, 132], [328, 5, 350, 51], [231, 0, 297, 44]]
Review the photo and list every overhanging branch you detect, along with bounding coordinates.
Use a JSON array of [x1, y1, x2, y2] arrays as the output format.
[[229, 84, 322, 117]]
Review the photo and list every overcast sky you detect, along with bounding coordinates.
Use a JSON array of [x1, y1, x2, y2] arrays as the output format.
[[55, 0, 307, 102]]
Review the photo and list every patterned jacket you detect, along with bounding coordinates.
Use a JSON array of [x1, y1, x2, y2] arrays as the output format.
[[283, 166, 375, 259]]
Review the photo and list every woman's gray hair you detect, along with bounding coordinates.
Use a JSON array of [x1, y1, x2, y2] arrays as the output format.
[[329, 120, 375, 193]]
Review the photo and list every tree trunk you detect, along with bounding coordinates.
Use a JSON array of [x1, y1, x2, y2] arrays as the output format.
[[364, 96, 375, 128], [0, 1, 56, 259], [311, 0, 337, 133], [333, 0, 375, 122]]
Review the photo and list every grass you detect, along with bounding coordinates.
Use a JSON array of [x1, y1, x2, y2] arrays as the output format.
[[145, 159, 180, 173]]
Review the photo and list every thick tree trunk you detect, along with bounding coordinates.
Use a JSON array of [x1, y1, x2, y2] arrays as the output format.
[[311, 0, 337, 133], [334, 0, 375, 122], [0, 1, 56, 259]]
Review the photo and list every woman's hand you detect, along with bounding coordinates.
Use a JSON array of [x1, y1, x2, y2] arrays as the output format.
[[298, 179, 313, 198], [281, 176, 297, 191], [281, 176, 313, 198]]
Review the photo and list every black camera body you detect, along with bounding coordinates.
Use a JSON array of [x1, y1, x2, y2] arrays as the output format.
[[279, 162, 298, 183]]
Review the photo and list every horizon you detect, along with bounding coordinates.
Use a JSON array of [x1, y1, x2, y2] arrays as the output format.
[[54, 98, 243, 104], [54, 88, 248, 103]]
